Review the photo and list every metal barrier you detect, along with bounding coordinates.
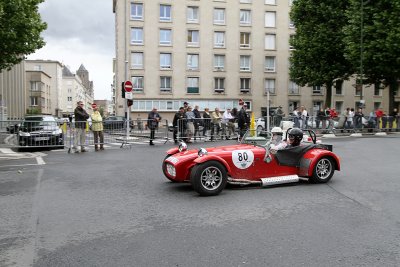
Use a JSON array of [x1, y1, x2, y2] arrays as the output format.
[[175, 118, 240, 143]]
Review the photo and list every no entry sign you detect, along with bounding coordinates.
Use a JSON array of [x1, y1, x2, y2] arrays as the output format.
[[124, 80, 133, 92]]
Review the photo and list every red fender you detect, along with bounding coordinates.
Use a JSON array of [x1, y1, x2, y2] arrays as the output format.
[[193, 155, 232, 174], [303, 150, 341, 177], [166, 147, 179, 155]]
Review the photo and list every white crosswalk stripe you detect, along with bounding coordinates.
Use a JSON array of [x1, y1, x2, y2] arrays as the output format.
[[0, 148, 38, 159]]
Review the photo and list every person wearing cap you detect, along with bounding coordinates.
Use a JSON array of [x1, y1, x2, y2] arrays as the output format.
[[147, 107, 162, 145], [238, 103, 250, 139], [73, 101, 89, 153], [173, 107, 186, 143], [91, 104, 104, 151], [275, 106, 285, 127], [269, 127, 287, 154]]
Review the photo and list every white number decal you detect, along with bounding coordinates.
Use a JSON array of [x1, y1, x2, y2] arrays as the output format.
[[232, 150, 254, 169]]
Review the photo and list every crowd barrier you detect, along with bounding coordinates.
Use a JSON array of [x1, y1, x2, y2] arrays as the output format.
[[0, 119, 172, 151]]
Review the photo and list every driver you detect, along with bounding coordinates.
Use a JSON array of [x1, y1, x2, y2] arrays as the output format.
[[269, 127, 287, 154], [286, 128, 303, 148]]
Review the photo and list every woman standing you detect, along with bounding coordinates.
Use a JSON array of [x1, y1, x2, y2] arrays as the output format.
[[91, 104, 104, 151]]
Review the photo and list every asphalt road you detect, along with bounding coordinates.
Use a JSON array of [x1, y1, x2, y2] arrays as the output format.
[[0, 136, 399, 267]]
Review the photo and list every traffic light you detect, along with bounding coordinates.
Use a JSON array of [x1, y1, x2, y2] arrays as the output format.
[[121, 82, 125, 98], [127, 99, 133, 107]]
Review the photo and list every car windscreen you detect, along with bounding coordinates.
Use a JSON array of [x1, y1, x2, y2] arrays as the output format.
[[21, 117, 57, 129]]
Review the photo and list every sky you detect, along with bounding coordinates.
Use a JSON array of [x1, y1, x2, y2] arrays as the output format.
[[28, 0, 115, 100]]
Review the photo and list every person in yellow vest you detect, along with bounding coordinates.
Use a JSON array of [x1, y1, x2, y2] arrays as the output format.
[[91, 104, 104, 151]]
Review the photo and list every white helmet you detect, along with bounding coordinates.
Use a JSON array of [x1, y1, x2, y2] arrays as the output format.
[[271, 127, 283, 135]]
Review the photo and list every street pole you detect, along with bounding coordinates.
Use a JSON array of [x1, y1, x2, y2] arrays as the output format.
[[125, 60, 129, 142], [267, 89, 270, 131], [359, 0, 370, 108]]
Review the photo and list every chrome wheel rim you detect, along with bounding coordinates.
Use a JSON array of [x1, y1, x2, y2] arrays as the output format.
[[200, 166, 222, 190], [316, 159, 332, 179]]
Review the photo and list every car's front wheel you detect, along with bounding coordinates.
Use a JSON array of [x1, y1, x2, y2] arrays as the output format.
[[190, 161, 227, 196], [309, 157, 334, 183]]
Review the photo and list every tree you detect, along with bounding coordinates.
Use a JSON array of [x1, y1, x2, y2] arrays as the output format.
[[0, 0, 47, 71], [289, 0, 353, 108], [343, 0, 400, 112]]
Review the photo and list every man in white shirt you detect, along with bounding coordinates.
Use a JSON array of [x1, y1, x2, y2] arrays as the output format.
[[222, 108, 235, 140]]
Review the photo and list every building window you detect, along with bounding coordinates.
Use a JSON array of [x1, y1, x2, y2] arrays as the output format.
[[214, 55, 225, 70], [264, 56, 275, 72], [240, 78, 251, 93], [30, 96, 39, 106], [355, 84, 362, 96], [187, 30, 199, 46], [214, 78, 225, 93], [335, 80, 343, 95], [187, 77, 199, 93], [265, 0, 276, 5], [240, 10, 251, 25], [131, 52, 143, 69], [214, 31, 225, 48], [240, 55, 251, 71], [160, 53, 172, 69], [265, 34, 276, 50], [289, 81, 299, 94], [160, 76, 172, 92], [187, 54, 199, 70], [131, 3, 143, 20], [265, 79, 275, 94], [187, 6, 199, 23], [374, 83, 382, 96], [159, 29, 172, 45], [160, 4, 171, 22], [213, 8, 225, 24], [335, 101, 343, 113], [30, 81, 41, 91], [265, 11, 276, 28], [67, 97, 72, 102], [131, 28, 143, 45], [132, 76, 144, 92], [312, 85, 323, 94], [240, 32, 250, 48]]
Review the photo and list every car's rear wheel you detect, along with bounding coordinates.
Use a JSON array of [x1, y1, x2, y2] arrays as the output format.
[[309, 157, 334, 183], [190, 161, 227, 196]]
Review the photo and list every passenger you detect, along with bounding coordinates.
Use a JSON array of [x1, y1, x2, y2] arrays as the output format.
[[269, 127, 287, 154], [286, 128, 303, 148]]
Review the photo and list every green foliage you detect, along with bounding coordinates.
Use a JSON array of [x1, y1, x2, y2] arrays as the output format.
[[26, 107, 41, 115], [0, 0, 47, 71]]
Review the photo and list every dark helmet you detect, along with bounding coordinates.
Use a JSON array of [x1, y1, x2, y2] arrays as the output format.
[[288, 128, 303, 146]]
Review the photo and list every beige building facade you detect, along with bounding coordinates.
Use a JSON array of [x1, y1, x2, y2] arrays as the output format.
[[113, 0, 398, 121], [25, 71, 52, 115]]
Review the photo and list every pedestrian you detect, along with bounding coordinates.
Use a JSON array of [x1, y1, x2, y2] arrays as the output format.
[[193, 105, 201, 140], [147, 107, 161, 145], [222, 108, 234, 140], [293, 107, 300, 128], [301, 106, 308, 129], [73, 101, 89, 153], [316, 108, 325, 129], [185, 106, 195, 143], [211, 107, 222, 141], [173, 107, 186, 144], [375, 108, 383, 129], [183, 101, 189, 112], [202, 108, 211, 140], [389, 108, 398, 131], [354, 108, 364, 130], [274, 106, 284, 127], [91, 104, 104, 151], [238, 104, 250, 139], [347, 108, 354, 130]]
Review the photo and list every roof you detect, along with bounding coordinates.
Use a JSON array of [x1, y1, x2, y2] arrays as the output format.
[[77, 64, 87, 72]]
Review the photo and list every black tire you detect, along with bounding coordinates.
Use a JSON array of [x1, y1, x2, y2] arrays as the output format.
[[190, 160, 227, 196], [162, 155, 177, 182], [309, 157, 334, 183]]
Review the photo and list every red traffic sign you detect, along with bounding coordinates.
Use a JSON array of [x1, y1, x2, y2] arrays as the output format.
[[124, 80, 133, 92]]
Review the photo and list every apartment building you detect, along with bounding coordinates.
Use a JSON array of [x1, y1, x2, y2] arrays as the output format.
[[113, 0, 396, 121], [26, 70, 52, 115]]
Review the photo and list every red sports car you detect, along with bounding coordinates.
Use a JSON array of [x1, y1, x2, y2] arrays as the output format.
[[162, 129, 340, 196]]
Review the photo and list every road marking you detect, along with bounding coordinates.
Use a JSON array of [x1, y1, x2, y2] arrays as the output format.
[[0, 148, 16, 154], [36, 157, 46, 165]]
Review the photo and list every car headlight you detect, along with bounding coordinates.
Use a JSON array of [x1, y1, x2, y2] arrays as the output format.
[[166, 163, 176, 177], [178, 142, 187, 152], [19, 131, 30, 137], [198, 148, 208, 157], [52, 129, 62, 135]]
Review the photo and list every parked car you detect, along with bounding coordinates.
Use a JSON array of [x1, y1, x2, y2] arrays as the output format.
[[162, 129, 340, 196], [18, 115, 64, 149], [103, 116, 126, 130]]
